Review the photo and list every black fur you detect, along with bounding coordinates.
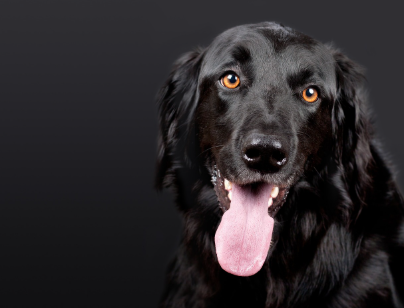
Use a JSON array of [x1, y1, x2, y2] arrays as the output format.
[[156, 22, 404, 307]]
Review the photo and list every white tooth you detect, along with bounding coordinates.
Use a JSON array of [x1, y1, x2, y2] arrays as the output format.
[[271, 186, 279, 199], [224, 179, 232, 191], [268, 197, 273, 207], [228, 191, 232, 201]]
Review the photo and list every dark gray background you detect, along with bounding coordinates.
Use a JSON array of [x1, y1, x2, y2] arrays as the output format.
[[1, 1, 403, 307]]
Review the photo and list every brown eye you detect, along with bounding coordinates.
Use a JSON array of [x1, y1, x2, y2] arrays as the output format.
[[302, 87, 319, 103], [221, 73, 240, 89]]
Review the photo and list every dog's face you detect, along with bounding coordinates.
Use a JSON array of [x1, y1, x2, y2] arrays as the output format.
[[157, 22, 366, 277], [196, 24, 337, 210]]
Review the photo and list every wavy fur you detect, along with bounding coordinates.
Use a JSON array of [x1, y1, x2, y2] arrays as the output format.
[[156, 23, 404, 308]]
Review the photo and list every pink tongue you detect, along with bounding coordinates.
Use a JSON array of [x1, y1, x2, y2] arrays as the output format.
[[215, 183, 274, 276]]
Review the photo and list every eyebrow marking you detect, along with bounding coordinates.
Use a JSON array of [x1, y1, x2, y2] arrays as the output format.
[[287, 68, 314, 89], [231, 45, 251, 64]]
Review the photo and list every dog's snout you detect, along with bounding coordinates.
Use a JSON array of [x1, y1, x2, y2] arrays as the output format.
[[242, 134, 288, 173]]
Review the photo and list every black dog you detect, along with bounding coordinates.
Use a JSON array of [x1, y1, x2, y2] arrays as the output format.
[[155, 22, 404, 307]]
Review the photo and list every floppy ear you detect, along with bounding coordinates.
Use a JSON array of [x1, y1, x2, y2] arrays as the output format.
[[331, 49, 373, 213], [155, 49, 204, 191]]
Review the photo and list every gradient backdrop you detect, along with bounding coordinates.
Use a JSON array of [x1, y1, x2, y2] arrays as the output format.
[[2, 1, 404, 307]]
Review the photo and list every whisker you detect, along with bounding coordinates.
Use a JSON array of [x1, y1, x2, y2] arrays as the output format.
[[198, 145, 225, 157]]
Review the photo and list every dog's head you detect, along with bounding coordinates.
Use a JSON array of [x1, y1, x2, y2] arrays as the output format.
[[156, 22, 371, 276]]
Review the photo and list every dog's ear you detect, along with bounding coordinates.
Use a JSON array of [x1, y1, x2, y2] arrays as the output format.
[[330, 48, 373, 214], [155, 49, 204, 190]]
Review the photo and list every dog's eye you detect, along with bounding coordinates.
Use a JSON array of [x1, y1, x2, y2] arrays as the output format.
[[221, 73, 240, 89], [302, 87, 319, 103]]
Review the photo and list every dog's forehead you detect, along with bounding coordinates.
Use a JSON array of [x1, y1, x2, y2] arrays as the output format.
[[201, 23, 335, 82]]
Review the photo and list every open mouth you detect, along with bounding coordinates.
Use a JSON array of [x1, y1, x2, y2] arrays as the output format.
[[211, 165, 290, 277], [211, 165, 289, 216]]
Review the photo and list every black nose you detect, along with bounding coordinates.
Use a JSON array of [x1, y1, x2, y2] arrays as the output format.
[[242, 133, 288, 173]]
